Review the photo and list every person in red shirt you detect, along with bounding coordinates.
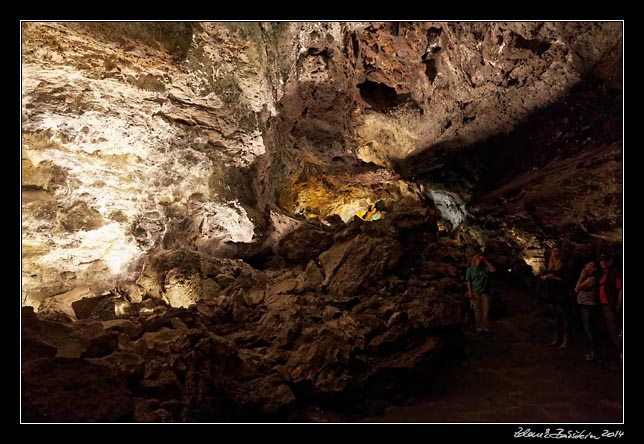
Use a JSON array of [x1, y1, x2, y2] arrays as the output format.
[[598, 253, 622, 361]]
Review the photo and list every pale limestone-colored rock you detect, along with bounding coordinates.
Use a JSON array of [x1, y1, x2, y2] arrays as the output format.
[[21, 22, 277, 305], [136, 272, 163, 300], [122, 282, 145, 303], [163, 269, 202, 308], [36, 286, 95, 323]]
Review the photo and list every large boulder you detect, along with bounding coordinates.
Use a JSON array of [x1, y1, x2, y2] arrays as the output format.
[[37, 286, 95, 324], [71, 294, 118, 321], [23, 309, 90, 359], [136, 249, 257, 308], [320, 234, 403, 297], [277, 223, 333, 264], [285, 328, 354, 395]]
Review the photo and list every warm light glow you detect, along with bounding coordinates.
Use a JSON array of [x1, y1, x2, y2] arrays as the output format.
[[336, 202, 369, 223], [114, 300, 131, 317], [280, 173, 403, 223], [522, 256, 545, 275]]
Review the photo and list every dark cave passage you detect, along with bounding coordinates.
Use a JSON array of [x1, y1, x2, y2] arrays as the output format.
[[365, 278, 623, 423]]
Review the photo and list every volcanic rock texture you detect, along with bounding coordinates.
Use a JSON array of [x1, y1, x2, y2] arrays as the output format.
[[23, 199, 469, 421], [21, 21, 622, 421]]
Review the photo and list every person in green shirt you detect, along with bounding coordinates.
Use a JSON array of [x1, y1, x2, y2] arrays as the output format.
[[466, 252, 496, 334]]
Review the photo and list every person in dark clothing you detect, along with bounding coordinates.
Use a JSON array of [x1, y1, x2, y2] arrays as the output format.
[[541, 247, 572, 348], [575, 261, 600, 361], [598, 253, 622, 362]]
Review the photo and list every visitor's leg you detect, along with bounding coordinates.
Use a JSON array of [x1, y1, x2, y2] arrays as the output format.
[[602, 304, 620, 357], [472, 292, 483, 332], [559, 304, 570, 349], [581, 306, 592, 344], [548, 304, 562, 346], [481, 292, 490, 332], [580, 305, 598, 359]]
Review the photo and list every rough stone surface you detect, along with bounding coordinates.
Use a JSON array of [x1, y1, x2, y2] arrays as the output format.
[[22, 198, 469, 422], [21, 21, 622, 422], [22, 22, 622, 304], [277, 223, 333, 264], [22, 22, 276, 304]]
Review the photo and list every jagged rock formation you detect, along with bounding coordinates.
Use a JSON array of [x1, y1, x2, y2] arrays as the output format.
[[22, 22, 278, 305], [23, 198, 467, 421], [21, 21, 622, 422], [22, 21, 621, 305]]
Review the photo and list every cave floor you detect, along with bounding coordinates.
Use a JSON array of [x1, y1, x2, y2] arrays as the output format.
[[363, 280, 624, 423]]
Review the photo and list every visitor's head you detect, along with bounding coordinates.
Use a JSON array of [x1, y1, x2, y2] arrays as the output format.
[[599, 253, 613, 270], [585, 261, 598, 275]]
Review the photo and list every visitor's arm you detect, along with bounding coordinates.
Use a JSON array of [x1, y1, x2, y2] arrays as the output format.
[[482, 257, 496, 272], [575, 276, 594, 292]]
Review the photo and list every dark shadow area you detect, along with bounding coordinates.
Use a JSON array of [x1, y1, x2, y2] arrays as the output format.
[[423, 58, 438, 84], [394, 79, 622, 195], [358, 80, 410, 112], [510, 30, 551, 56], [364, 277, 623, 423]]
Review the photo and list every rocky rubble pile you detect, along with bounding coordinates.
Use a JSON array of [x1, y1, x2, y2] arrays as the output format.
[[22, 198, 469, 422]]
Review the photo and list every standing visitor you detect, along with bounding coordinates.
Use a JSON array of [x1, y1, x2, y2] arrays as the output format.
[[575, 261, 600, 361], [598, 253, 622, 362], [466, 252, 496, 335], [540, 247, 571, 349]]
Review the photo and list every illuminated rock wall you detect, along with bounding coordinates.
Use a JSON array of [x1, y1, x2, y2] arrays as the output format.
[[22, 22, 277, 304], [22, 21, 622, 305]]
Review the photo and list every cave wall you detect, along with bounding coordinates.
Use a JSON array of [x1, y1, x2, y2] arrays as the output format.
[[21, 22, 279, 304], [21, 21, 622, 305], [257, 21, 621, 219], [283, 21, 622, 168]]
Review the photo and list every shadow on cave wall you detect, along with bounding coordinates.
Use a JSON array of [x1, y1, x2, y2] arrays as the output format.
[[394, 78, 622, 198]]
